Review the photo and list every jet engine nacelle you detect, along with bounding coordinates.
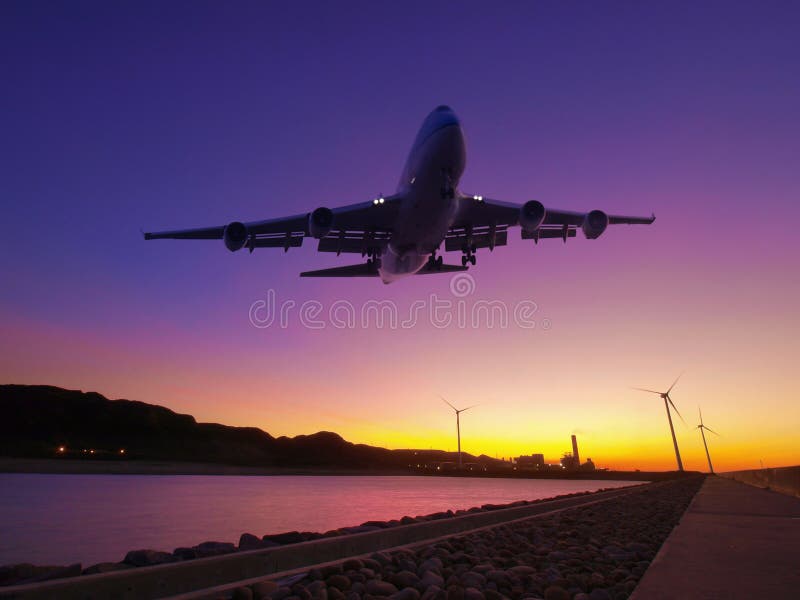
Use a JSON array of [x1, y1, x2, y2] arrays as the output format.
[[582, 210, 609, 239], [519, 200, 546, 232], [308, 207, 334, 239], [223, 221, 248, 252]]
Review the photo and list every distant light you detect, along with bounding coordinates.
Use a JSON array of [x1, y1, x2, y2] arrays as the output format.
[[373, 199, 379, 205], [473, 195, 483, 202], [90, 449, 95, 454], [57, 446, 65, 453], [379, 197, 385, 204], [119, 449, 125, 454]]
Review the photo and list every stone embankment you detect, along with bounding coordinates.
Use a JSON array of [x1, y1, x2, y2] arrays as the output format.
[[223, 477, 704, 600]]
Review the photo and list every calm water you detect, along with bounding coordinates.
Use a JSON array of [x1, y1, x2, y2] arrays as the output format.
[[0, 474, 637, 567]]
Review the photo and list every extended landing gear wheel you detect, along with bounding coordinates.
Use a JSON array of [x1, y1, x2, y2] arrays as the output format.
[[461, 255, 468, 267], [436, 256, 443, 268], [469, 255, 476, 266]]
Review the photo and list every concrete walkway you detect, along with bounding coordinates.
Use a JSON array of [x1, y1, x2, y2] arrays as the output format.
[[632, 476, 800, 599]]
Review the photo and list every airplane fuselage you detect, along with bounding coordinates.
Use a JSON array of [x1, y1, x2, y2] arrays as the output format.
[[379, 106, 466, 283]]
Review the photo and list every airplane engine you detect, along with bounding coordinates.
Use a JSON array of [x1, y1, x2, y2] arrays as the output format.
[[223, 221, 248, 251], [519, 200, 546, 232], [582, 210, 609, 239], [308, 207, 334, 239]]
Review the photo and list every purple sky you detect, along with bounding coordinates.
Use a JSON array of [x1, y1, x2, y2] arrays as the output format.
[[2, 1, 798, 470]]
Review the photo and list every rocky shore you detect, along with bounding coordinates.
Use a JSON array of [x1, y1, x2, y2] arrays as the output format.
[[0, 486, 635, 587], [225, 477, 704, 600], [0, 477, 703, 597]]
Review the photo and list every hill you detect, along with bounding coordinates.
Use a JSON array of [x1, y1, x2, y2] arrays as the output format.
[[0, 385, 496, 469]]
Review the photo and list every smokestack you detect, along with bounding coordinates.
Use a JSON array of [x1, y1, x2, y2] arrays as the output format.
[[571, 434, 580, 467]]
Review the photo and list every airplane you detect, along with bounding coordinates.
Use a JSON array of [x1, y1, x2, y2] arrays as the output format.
[[144, 105, 655, 283]]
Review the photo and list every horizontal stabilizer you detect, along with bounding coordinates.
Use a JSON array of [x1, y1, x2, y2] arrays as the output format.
[[300, 263, 380, 277], [415, 263, 469, 274], [300, 262, 469, 278]]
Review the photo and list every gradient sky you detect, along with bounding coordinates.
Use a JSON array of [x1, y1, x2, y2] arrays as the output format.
[[2, 1, 798, 472]]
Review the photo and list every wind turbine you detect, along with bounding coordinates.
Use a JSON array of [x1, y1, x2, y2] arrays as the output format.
[[440, 396, 477, 470], [633, 374, 686, 472], [696, 407, 719, 474]]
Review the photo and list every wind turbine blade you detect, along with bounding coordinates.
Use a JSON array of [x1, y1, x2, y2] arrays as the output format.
[[631, 387, 662, 395], [460, 404, 479, 413], [705, 426, 720, 436], [667, 372, 684, 395], [439, 396, 457, 412], [667, 395, 687, 426], [699, 406, 703, 425]]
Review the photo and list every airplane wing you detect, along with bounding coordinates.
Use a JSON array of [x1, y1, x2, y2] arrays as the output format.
[[447, 194, 654, 250], [144, 195, 402, 253]]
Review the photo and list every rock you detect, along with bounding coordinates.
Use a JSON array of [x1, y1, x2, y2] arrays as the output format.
[[418, 558, 443, 575], [28, 563, 82, 583], [124, 549, 177, 567], [322, 565, 344, 578], [252, 581, 279, 599], [371, 552, 393, 566], [360, 520, 390, 528], [483, 590, 506, 600], [574, 595, 590, 600], [391, 588, 421, 600], [589, 590, 612, 600], [343, 558, 365, 571], [327, 575, 351, 591], [328, 587, 346, 600], [342, 526, 383, 534], [194, 541, 237, 557], [173, 547, 198, 560], [240, 533, 264, 551], [362, 558, 382, 571], [308, 581, 328, 595], [446, 584, 464, 600], [82, 562, 133, 575], [292, 585, 313, 600], [389, 570, 420, 589], [420, 571, 445, 589], [459, 572, 486, 588], [233, 587, 254, 600], [463, 588, 484, 600], [263, 531, 307, 545], [420, 585, 446, 600], [271, 586, 293, 600], [365, 580, 399, 596], [508, 566, 535, 578], [543, 586, 569, 600]]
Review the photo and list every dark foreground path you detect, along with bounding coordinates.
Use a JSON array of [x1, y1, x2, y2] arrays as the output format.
[[631, 476, 800, 600]]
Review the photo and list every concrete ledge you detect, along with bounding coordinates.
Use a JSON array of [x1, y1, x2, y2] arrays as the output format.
[[0, 484, 647, 600], [719, 465, 800, 498]]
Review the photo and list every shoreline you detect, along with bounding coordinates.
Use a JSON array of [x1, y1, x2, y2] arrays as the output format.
[[0, 458, 675, 480], [0, 477, 705, 597]]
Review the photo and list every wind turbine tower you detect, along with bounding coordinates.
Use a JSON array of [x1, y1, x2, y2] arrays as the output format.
[[696, 407, 719, 474], [633, 374, 686, 472], [441, 397, 477, 470]]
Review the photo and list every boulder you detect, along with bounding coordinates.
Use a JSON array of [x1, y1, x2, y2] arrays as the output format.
[[83, 562, 133, 575], [263, 531, 307, 545], [240, 533, 264, 551], [194, 541, 236, 557], [124, 549, 176, 567]]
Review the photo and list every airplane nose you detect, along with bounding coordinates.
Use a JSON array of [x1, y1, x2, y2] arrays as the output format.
[[435, 104, 453, 112]]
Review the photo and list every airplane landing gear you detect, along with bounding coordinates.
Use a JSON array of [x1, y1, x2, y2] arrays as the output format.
[[426, 253, 444, 270], [461, 251, 476, 267]]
